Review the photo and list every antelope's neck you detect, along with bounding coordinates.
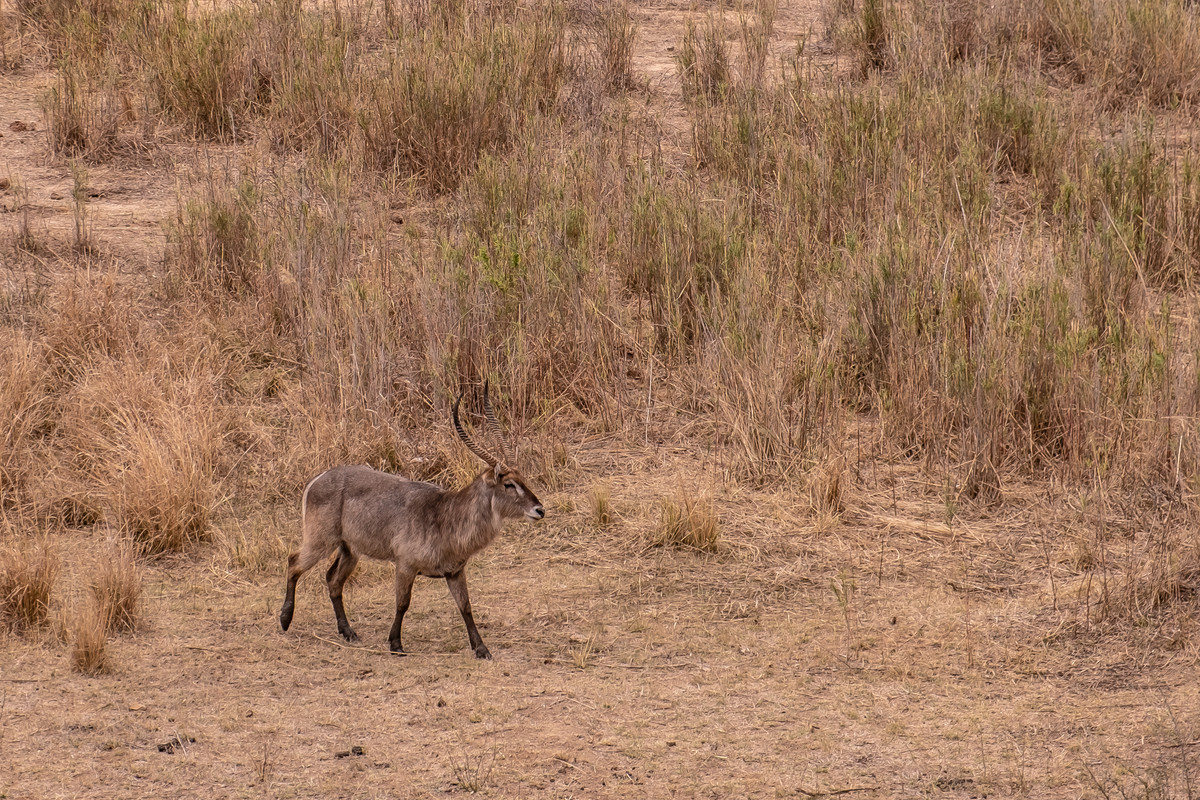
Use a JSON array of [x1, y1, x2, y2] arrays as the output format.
[[440, 474, 502, 556]]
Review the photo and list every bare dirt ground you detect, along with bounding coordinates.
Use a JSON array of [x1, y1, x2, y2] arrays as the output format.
[[3, 1, 1199, 798]]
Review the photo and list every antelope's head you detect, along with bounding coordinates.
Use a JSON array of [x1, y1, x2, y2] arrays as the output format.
[[453, 386, 546, 522]]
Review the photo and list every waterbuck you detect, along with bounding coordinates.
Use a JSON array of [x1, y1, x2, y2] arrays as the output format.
[[279, 387, 545, 659]]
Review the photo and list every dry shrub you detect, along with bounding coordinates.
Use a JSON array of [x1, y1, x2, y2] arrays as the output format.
[[655, 490, 720, 552], [89, 541, 141, 631], [0, 535, 59, 632], [70, 602, 109, 674]]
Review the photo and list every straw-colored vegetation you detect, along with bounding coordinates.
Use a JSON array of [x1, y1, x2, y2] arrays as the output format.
[[2, 0, 1200, 795], [0, 533, 58, 632]]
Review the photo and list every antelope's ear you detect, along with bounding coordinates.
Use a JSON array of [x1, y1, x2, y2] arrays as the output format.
[[492, 463, 505, 483]]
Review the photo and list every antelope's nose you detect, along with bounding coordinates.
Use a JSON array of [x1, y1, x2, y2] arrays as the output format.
[[529, 505, 545, 520]]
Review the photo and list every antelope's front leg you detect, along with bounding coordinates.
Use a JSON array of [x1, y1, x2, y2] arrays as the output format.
[[446, 569, 491, 660]]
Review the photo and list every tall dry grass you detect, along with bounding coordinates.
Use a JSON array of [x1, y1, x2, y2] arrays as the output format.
[[0, 333, 49, 509], [57, 358, 224, 553], [0, 533, 58, 632], [70, 602, 109, 673], [89, 540, 141, 631], [358, 2, 570, 192]]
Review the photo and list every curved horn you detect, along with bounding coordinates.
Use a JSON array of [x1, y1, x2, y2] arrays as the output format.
[[481, 380, 514, 465], [452, 390, 499, 467]]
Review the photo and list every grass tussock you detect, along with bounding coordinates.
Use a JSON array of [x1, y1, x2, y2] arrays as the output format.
[[43, 69, 128, 159], [89, 541, 141, 632], [876, 0, 1200, 110], [0, 7, 29, 72], [676, 14, 730, 104], [70, 601, 109, 674], [594, 0, 639, 93], [58, 360, 223, 554], [141, 5, 264, 139], [654, 490, 720, 552], [589, 484, 612, 528], [167, 175, 263, 298], [0, 333, 50, 507], [106, 397, 221, 554], [358, 2, 570, 193], [40, 274, 138, 382], [0, 535, 59, 633]]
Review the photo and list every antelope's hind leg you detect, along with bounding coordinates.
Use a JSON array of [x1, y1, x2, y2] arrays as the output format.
[[280, 544, 332, 632], [387, 567, 417, 655], [326, 543, 361, 642]]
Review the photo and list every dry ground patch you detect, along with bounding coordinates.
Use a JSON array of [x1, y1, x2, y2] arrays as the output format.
[[3, 453, 1199, 797]]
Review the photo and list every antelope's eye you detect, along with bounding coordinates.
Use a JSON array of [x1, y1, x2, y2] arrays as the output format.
[[504, 481, 517, 490]]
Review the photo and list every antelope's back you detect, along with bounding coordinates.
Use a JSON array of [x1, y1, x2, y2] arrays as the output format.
[[311, 466, 446, 561]]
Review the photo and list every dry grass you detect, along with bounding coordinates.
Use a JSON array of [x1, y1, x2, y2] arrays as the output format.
[[595, 0, 639, 93], [141, 5, 262, 140], [41, 68, 136, 160], [89, 540, 140, 632], [0, 534, 58, 633], [588, 483, 612, 527], [676, 13, 730, 104], [358, 2, 570, 193], [56, 359, 223, 553], [0, 332, 49, 507], [654, 489, 720, 552], [69, 600, 109, 674]]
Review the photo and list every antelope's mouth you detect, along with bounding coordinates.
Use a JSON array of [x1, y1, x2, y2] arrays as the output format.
[[527, 506, 546, 520]]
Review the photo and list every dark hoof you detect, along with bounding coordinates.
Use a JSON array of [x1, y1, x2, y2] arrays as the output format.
[[474, 645, 493, 660], [340, 629, 360, 643], [389, 641, 406, 655], [279, 604, 293, 631]]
